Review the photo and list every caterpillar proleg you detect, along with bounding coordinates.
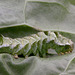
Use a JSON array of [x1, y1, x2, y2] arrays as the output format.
[[0, 31, 74, 58]]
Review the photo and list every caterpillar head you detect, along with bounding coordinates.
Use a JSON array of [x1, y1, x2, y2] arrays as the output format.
[[45, 31, 74, 55], [56, 43, 74, 55], [55, 34, 74, 55]]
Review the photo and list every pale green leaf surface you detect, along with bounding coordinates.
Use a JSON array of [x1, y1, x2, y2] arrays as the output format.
[[0, 0, 25, 28], [60, 56, 75, 75], [0, 53, 75, 75], [25, 0, 75, 33]]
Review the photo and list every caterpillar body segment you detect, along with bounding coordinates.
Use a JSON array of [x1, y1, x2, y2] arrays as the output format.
[[14, 38, 29, 56], [0, 31, 74, 58], [0, 36, 12, 53], [10, 39, 21, 54], [31, 34, 41, 56], [24, 37, 37, 56]]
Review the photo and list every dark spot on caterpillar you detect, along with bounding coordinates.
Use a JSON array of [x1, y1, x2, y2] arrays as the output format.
[[0, 31, 74, 58]]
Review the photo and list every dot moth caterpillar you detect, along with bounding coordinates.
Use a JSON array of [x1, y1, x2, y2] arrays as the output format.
[[0, 31, 74, 58]]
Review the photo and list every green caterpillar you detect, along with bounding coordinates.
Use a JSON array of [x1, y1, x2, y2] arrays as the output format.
[[0, 31, 74, 58]]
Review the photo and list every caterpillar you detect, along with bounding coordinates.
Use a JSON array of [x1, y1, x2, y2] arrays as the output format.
[[0, 31, 74, 59]]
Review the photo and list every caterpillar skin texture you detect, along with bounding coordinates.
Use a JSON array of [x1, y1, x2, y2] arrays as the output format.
[[0, 31, 74, 58]]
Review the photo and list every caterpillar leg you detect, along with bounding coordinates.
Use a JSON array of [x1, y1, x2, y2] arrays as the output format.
[[14, 54, 19, 59], [25, 55, 28, 59], [37, 32, 48, 57]]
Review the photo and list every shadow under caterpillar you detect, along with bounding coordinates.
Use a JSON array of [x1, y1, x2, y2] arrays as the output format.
[[0, 31, 74, 59]]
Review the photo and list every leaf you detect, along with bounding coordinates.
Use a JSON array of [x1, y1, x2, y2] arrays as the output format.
[[0, 53, 75, 75], [0, 0, 25, 28], [25, 0, 75, 33], [0, 25, 39, 38], [60, 56, 75, 75]]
